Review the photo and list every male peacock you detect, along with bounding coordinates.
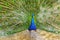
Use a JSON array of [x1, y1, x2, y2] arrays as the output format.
[[0, 0, 60, 36], [28, 14, 36, 31]]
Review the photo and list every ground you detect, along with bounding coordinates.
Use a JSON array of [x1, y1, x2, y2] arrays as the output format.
[[0, 29, 60, 40]]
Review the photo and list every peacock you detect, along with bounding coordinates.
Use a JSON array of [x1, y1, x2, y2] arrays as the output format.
[[28, 14, 36, 31], [0, 0, 60, 36]]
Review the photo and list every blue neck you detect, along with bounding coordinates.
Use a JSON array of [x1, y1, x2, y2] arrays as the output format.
[[28, 13, 36, 31]]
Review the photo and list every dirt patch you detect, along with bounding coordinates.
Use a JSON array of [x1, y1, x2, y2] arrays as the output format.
[[0, 29, 60, 40]]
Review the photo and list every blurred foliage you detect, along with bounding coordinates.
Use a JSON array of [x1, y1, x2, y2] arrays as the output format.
[[0, 0, 60, 35]]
